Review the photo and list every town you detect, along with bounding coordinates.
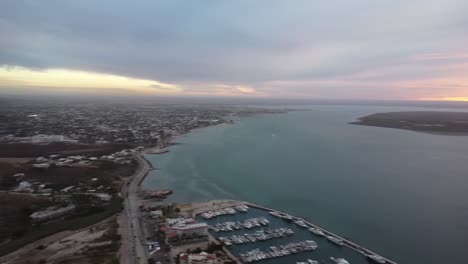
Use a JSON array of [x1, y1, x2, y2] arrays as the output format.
[[0, 98, 287, 264]]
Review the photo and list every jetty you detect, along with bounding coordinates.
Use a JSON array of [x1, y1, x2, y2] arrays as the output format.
[[247, 202, 398, 264], [189, 200, 398, 264]]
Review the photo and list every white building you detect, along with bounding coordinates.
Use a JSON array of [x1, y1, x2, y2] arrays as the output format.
[[30, 204, 76, 223], [33, 163, 50, 169], [94, 193, 112, 202], [15, 181, 33, 192], [32, 134, 65, 143], [179, 252, 217, 264], [167, 218, 208, 237], [31, 134, 78, 144], [149, 210, 163, 218], [61, 186, 75, 192]]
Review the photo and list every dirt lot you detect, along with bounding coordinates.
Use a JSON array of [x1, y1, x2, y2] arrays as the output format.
[[0, 193, 51, 244], [2, 217, 120, 264]]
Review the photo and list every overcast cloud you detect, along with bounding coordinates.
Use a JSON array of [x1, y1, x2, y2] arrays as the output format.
[[1, 0, 468, 99]]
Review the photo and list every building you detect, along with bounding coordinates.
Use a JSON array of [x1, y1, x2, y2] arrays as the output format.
[[179, 252, 217, 264], [33, 163, 50, 169], [31, 134, 78, 144], [15, 181, 33, 192], [32, 134, 65, 143], [162, 218, 208, 244], [149, 210, 163, 218], [60, 186, 75, 192], [171, 222, 208, 237], [167, 218, 208, 237], [94, 193, 112, 202], [30, 204, 76, 223]]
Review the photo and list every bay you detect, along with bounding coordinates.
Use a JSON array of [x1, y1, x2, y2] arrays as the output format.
[[143, 105, 468, 264]]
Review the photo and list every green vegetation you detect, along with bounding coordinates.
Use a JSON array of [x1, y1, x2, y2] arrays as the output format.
[[0, 197, 123, 257]]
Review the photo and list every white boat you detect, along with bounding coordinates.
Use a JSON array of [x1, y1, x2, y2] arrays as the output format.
[[280, 214, 294, 220], [308, 227, 325, 236], [294, 220, 308, 228], [269, 211, 282, 217], [308, 260, 319, 264], [326, 236, 344, 246], [235, 204, 249, 212], [367, 254, 386, 263], [330, 257, 350, 264]]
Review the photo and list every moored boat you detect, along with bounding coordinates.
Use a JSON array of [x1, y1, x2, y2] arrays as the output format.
[[269, 211, 282, 217], [294, 220, 308, 228], [327, 236, 344, 246], [367, 254, 386, 263], [330, 257, 350, 264], [308, 227, 325, 236]]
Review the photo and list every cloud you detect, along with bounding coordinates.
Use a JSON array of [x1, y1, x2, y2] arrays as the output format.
[[1, 0, 468, 99], [236, 86, 256, 94], [0, 66, 182, 94]]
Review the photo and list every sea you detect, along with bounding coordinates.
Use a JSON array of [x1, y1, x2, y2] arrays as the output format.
[[143, 104, 468, 264]]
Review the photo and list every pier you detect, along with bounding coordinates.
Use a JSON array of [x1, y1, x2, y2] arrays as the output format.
[[189, 200, 398, 264], [246, 202, 398, 264]]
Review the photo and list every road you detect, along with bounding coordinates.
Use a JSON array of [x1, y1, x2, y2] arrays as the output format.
[[120, 153, 151, 264]]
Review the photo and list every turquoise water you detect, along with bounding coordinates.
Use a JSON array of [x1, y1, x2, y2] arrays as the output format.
[[143, 105, 468, 264]]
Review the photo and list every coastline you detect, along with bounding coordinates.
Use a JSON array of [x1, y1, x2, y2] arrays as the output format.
[[139, 121, 231, 185], [350, 111, 468, 136], [350, 121, 468, 136], [119, 120, 238, 264]]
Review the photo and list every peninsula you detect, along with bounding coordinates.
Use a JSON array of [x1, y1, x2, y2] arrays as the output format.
[[350, 111, 468, 135]]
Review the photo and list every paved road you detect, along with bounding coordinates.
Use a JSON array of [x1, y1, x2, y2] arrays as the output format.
[[120, 154, 151, 264]]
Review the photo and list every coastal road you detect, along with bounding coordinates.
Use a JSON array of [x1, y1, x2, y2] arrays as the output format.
[[120, 153, 151, 264]]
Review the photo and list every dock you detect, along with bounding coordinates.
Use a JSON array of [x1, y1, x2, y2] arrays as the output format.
[[247, 202, 398, 264], [190, 200, 398, 264]]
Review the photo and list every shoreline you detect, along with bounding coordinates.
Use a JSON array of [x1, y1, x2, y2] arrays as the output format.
[[138, 121, 233, 188], [351, 121, 468, 136], [118, 120, 237, 263], [350, 111, 468, 136]]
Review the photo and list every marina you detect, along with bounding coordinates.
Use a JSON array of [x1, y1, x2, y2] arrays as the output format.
[[219, 228, 294, 245], [209, 217, 270, 232], [195, 201, 398, 264], [239, 240, 318, 263]]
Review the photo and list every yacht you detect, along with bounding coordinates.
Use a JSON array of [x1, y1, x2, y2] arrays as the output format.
[[294, 220, 308, 228], [308, 260, 319, 264], [280, 213, 294, 220], [269, 211, 282, 217], [308, 227, 325, 236], [367, 254, 386, 263], [225, 207, 237, 215], [326, 236, 344, 246], [235, 204, 249, 212], [330, 257, 350, 264]]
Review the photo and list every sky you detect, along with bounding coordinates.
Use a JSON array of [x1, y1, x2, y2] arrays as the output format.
[[1, 0, 468, 100]]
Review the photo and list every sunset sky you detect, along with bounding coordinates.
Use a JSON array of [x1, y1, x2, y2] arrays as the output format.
[[1, 0, 468, 100]]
